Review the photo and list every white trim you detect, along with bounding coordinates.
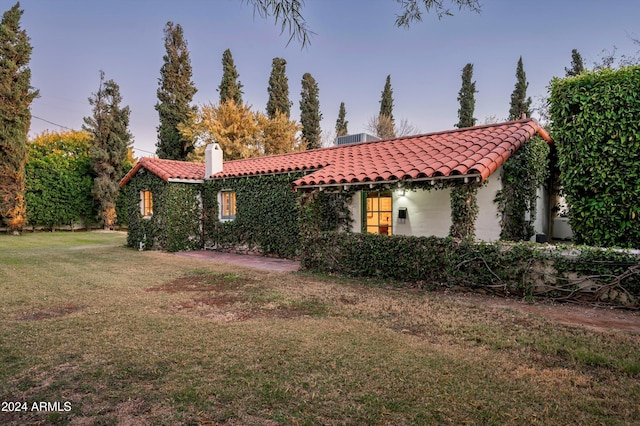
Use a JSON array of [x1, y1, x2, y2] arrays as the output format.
[[140, 190, 153, 218], [167, 178, 204, 184]]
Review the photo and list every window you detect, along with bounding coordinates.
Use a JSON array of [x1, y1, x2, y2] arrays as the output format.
[[363, 191, 393, 235], [140, 190, 153, 217], [220, 191, 236, 220]]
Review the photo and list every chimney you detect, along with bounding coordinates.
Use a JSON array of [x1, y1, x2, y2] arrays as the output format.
[[205, 143, 223, 178]]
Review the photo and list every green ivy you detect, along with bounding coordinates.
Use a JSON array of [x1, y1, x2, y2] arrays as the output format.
[[449, 184, 479, 240], [549, 66, 640, 248], [124, 170, 164, 249], [203, 174, 305, 257], [123, 170, 201, 252], [495, 136, 549, 241]]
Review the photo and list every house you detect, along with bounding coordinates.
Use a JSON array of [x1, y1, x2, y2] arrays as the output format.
[[119, 118, 554, 254]]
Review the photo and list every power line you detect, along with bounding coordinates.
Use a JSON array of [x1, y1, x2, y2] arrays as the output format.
[[32, 114, 156, 156], [134, 147, 156, 155], [32, 115, 73, 130]]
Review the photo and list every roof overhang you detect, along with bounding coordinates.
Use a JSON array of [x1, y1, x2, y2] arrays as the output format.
[[293, 173, 483, 192]]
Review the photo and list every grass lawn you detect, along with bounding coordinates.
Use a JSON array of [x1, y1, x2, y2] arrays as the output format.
[[1, 232, 639, 425]]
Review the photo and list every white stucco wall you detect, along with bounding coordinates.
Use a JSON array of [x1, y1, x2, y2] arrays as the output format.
[[532, 186, 548, 239], [348, 174, 502, 242], [346, 168, 553, 242], [348, 188, 452, 239], [393, 188, 452, 238], [475, 172, 503, 242]]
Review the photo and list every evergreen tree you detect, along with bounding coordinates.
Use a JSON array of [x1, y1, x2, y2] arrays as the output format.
[[218, 48, 243, 104], [455, 63, 477, 128], [335, 102, 348, 137], [377, 75, 395, 138], [499, 56, 545, 242], [155, 21, 197, 160], [0, 2, 38, 233], [508, 56, 532, 120], [450, 63, 479, 240], [266, 57, 291, 119], [379, 74, 394, 121], [565, 48, 585, 77], [299, 72, 322, 150], [83, 71, 132, 229]]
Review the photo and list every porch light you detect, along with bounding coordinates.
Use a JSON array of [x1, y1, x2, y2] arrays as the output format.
[[397, 188, 405, 196]]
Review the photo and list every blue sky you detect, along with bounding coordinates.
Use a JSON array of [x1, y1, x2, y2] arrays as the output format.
[[18, 0, 640, 156]]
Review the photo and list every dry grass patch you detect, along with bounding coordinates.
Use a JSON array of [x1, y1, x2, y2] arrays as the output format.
[[0, 232, 639, 425], [14, 304, 84, 322]]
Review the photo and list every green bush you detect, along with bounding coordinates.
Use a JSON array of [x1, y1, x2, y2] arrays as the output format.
[[25, 132, 96, 228], [549, 66, 640, 248], [302, 232, 640, 306]]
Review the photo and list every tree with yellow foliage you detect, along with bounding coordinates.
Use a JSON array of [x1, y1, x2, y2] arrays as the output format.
[[259, 110, 303, 156], [180, 100, 301, 162]]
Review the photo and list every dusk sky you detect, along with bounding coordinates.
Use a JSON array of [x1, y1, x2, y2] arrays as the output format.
[[18, 0, 640, 156]]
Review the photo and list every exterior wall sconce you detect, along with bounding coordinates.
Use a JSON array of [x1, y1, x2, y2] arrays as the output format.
[[398, 207, 408, 223], [397, 188, 405, 196]]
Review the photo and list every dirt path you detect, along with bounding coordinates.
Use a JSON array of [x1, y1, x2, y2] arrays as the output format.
[[448, 292, 640, 333], [173, 250, 639, 333]]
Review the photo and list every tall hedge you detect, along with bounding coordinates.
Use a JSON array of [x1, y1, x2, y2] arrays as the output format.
[[549, 66, 640, 248], [25, 131, 95, 229]]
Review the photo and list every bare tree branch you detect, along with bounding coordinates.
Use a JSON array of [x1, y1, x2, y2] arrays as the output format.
[[243, 0, 314, 47], [395, 0, 481, 28]]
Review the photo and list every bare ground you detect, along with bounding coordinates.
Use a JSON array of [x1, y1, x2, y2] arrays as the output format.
[[444, 291, 640, 333]]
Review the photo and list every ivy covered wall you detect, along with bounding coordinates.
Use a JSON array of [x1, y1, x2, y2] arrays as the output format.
[[123, 169, 202, 251], [202, 174, 303, 257]]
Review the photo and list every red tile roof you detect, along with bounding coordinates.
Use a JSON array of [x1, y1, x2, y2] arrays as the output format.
[[120, 157, 205, 187], [120, 118, 551, 189]]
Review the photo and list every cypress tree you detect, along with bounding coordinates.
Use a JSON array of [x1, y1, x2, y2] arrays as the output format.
[[155, 21, 197, 160], [499, 56, 546, 241], [218, 48, 243, 104], [0, 2, 38, 233], [379, 74, 394, 120], [455, 63, 477, 128], [266, 57, 291, 119], [299, 72, 322, 150], [82, 71, 132, 229], [335, 102, 348, 137], [508, 56, 532, 120], [377, 75, 395, 138], [450, 63, 479, 239], [565, 49, 585, 77]]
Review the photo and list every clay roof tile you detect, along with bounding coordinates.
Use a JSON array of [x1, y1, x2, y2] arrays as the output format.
[[120, 118, 551, 190]]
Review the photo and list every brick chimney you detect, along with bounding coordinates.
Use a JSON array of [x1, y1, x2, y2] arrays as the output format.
[[205, 143, 223, 178]]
